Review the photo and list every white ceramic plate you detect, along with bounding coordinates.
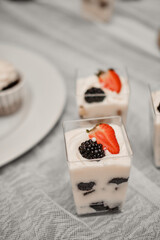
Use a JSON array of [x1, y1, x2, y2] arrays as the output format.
[[0, 43, 66, 167]]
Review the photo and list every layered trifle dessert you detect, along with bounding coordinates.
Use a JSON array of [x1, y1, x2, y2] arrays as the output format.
[[76, 68, 129, 125], [64, 117, 132, 215], [150, 90, 160, 167], [82, 0, 115, 22], [0, 60, 24, 115]]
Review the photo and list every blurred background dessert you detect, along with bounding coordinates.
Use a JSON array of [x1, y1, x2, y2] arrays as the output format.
[[82, 0, 115, 21], [0, 60, 24, 115]]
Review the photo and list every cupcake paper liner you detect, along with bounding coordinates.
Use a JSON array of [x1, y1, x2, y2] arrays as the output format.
[[0, 79, 24, 116]]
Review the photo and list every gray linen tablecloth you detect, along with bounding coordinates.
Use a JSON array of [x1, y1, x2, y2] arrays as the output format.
[[0, 0, 160, 239]]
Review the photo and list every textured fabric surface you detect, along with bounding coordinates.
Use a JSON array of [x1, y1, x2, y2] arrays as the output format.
[[0, 0, 160, 239]]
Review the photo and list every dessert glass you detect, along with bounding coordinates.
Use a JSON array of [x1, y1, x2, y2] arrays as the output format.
[[82, 0, 115, 22], [149, 84, 160, 167], [76, 65, 130, 125], [63, 116, 132, 215]]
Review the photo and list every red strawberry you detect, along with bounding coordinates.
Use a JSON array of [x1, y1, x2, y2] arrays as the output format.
[[87, 123, 120, 154], [98, 69, 122, 93]]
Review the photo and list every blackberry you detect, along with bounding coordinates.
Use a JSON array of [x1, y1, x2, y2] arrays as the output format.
[[79, 139, 105, 159], [84, 87, 106, 103], [157, 103, 160, 113]]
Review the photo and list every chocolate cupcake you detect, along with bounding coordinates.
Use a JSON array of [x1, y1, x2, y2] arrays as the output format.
[[0, 60, 24, 115]]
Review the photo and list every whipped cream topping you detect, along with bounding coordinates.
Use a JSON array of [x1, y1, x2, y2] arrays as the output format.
[[76, 75, 129, 106], [65, 124, 130, 167], [0, 60, 19, 91]]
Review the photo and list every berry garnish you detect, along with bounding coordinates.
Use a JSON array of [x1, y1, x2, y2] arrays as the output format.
[[79, 139, 105, 159], [84, 87, 106, 103], [96, 70, 105, 77], [157, 103, 160, 113], [98, 69, 122, 93], [87, 123, 120, 154]]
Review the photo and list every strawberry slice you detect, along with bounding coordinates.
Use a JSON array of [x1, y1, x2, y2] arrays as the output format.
[[87, 123, 120, 154], [98, 69, 122, 93]]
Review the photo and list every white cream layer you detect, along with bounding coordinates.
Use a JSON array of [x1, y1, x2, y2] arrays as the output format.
[[65, 124, 130, 168], [0, 60, 19, 91], [76, 75, 129, 106]]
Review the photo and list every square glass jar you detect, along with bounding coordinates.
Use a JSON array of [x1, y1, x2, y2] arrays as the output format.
[[63, 116, 132, 215], [149, 84, 160, 167], [76, 65, 130, 125]]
